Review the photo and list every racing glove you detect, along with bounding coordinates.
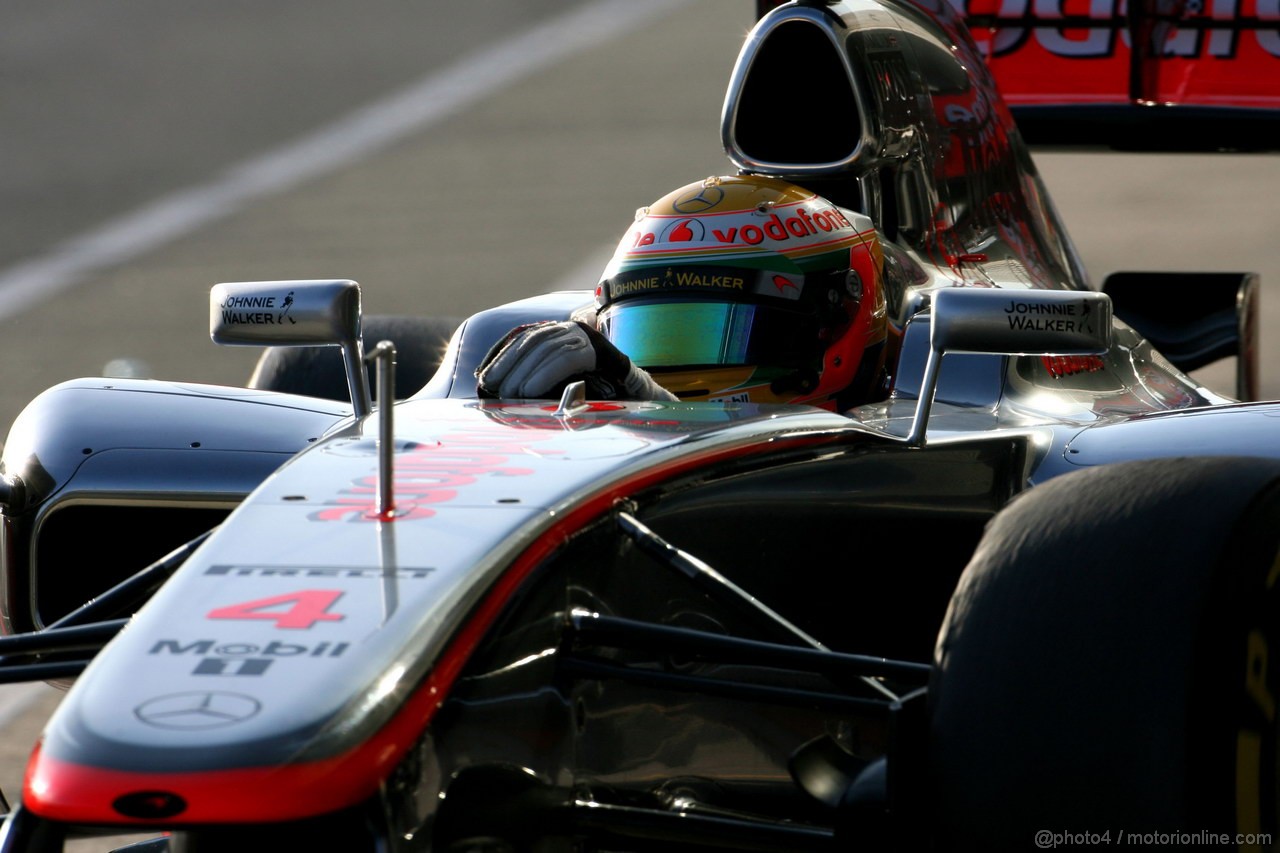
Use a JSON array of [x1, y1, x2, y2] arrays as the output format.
[[476, 320, 677, 402]]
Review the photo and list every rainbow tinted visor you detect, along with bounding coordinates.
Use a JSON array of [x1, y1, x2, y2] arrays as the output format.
[[598, 297, 821, 369]]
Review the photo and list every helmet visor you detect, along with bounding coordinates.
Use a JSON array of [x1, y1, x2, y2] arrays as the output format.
[[599, 299, 820, 369]]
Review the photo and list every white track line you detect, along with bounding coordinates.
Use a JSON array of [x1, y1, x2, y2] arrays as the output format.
[[0, 0, 689, 323], [0, 0, 689, 738]]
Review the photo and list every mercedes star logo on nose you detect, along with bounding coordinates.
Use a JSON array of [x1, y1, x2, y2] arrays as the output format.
[[672, 186, 725, 213], [134, 691, 262, 730]]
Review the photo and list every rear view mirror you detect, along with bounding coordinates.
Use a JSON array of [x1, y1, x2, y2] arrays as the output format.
[[931, 288, 1111, 356], [210, 279, 362, 347], [210, 279, 371, 416], [906, 289, 1113, 445]]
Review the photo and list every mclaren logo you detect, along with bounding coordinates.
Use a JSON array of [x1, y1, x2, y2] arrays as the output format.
[[671, 185, 725, 214], [134, 691, 262, 730]]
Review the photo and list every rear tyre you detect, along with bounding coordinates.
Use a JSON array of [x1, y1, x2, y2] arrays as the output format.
[[929, 456, 1280, 848], [248, 315, 459, 401]]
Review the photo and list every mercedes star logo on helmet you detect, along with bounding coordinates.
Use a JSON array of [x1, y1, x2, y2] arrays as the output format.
[[134, 691, 262, 730], [672, 186, 725, 214]]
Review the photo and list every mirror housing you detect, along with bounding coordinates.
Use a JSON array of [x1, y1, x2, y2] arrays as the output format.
[[210, 279, 361, 346], [907, 289, 1113, 445], [211, 279, 371, 416], [931, 288, 1112, 356]]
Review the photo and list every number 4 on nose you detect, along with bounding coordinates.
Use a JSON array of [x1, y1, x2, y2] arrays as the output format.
[[207, 590, 346, 630]]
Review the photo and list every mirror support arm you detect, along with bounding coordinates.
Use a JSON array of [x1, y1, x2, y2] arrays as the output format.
[[364, 341, 396, 518], [904, 345, 943, 448], [342, 338, 372, 420]]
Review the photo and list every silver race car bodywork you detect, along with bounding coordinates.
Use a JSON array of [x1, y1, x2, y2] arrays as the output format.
[[0, 0, 1276, 850]]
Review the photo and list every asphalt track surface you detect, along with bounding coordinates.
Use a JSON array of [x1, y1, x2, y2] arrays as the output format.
[[0, 1, 1276, 848]]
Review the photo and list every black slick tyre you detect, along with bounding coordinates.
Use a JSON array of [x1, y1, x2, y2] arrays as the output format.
[[929, 456, 1280, 849], [248, 315, 458, 401]]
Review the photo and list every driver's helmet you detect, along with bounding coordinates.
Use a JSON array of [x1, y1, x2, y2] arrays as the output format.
[[595, 175, 888, 409]]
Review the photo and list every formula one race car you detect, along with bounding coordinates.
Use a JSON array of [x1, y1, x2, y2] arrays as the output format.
[[0, 1, 1278, 850]]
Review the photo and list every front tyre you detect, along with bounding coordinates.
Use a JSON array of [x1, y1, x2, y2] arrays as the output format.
[[248, 315, 458, 402], [929, 456, 1280, 849]]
